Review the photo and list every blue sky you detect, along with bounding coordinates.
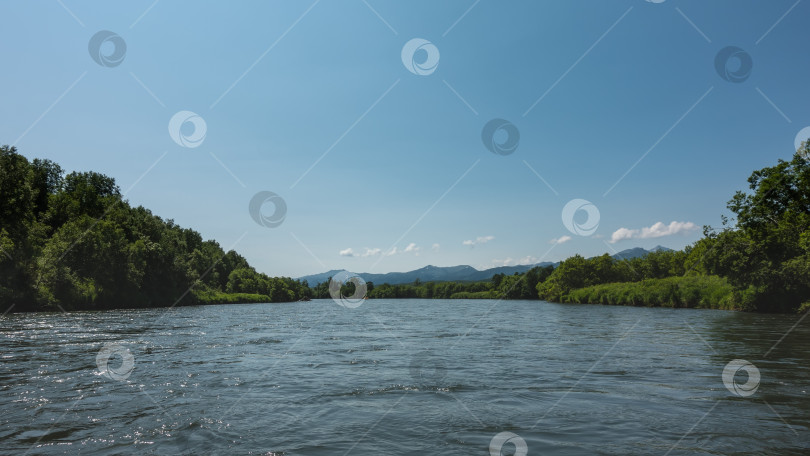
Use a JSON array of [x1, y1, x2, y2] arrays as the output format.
[[1, 0, 808, 278]]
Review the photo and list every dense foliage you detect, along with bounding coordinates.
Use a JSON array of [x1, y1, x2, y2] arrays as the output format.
[[700, 145, 810, 311], [540, 146, 810, 312], [563, 276, 735, 309], [0, 146, 310, 312]]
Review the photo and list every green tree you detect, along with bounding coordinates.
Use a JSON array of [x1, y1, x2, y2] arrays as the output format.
[[703, 145, 810, 311]]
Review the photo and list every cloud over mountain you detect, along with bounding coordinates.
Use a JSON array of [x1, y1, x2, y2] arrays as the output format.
[[610, 221, 698, 243]]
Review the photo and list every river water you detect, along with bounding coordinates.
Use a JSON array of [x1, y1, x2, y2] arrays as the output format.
[[1, 299, 809, 455]]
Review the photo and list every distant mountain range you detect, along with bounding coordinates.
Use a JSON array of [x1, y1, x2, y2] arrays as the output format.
[[298, 246, 672, 285]]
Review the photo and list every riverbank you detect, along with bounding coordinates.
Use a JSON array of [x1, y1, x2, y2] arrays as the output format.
[[192, 289, 273, 305], [559, 275, 739, 310], [445, 275, 743, 311]]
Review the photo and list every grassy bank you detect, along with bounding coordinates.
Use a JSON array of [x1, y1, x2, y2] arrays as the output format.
[[447, 275, 740, 311], [561, 275, 738, 310], [192, 289, 272, 305]]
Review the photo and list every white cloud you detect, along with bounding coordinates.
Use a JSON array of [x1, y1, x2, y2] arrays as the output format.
[[610, 221, 698, 243], [404, 242, 420, 253], [431, 243, 440, 252], [519, 255, 539, 265], [489, 256, 540, 268], [343, 244, 427, 258], [550, 235, 572, 245], [641, 221, 698, 238], [463, 235, 495, 247], [491, 257, 515, 267], [361, 248, 382, 257], [610, 227, 637, 243]]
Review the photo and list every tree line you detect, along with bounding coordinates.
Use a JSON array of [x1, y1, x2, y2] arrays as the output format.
[[3, 143, 808, 312], [0, 145, 310, 312]]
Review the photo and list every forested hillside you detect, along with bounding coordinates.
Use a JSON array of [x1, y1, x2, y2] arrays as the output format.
[[0, 145, 310, 312]]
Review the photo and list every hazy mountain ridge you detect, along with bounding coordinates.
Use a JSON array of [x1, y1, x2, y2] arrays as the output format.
[[299, 246, 671, 285]]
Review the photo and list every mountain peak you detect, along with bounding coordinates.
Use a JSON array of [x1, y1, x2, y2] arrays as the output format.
[[300, 247, 668, 285], [611, 246, 671, 260], [298, 262, 553, 285]]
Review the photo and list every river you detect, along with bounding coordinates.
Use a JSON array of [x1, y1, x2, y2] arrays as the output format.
[[1, 299, 809, 455]]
